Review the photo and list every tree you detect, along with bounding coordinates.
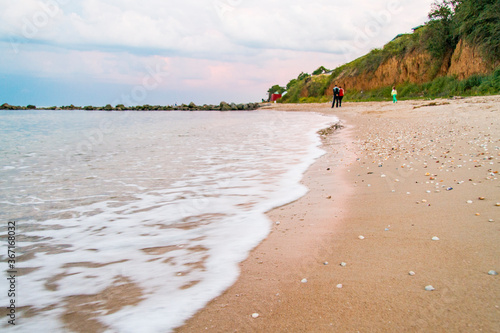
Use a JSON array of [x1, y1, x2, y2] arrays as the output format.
[[312, 66, 329, 75], [424, 0, 459, 60], [453, 0, 500, 63], [297, 72, 310, 81], [267, 84, 286, 94]]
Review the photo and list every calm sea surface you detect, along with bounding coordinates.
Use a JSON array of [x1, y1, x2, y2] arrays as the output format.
[[0, 110, 336, 332]]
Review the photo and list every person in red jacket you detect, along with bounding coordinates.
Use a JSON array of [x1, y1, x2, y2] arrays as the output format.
[[337, 86, 344, 107]]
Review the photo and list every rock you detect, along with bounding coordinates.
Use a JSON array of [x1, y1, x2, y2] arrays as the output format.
[[425, 285, 435, 291], [488, 270, 498, 276], [467, 200, 473, 204], [301, 278, 308, 283], [340, 262, 347, 267], [252, 313, 259, 319], [358, 235, 365, 240], [478, 197, 485, 200], [409, 271, 416, 276], [432, 236, 440, 241], [336, 284, 343, 289], [489, 219, 495, 222], [323, 262, 329, 265]]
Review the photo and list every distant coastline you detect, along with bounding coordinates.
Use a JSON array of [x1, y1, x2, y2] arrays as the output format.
[[0, 101, 261, 111]]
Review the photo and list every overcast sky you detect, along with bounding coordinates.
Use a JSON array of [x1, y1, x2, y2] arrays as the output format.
[[0, 0, 435, 106]]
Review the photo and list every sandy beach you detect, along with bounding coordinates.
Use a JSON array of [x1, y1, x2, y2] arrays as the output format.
[[178, 96, 500, 332]]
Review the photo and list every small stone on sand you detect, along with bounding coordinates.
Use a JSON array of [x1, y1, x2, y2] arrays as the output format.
[[358, 235, 365, 240], [301, 279, 308, 283], [488, 270, 498, 276], [467, 200, 473, 204], [252, 313, 259, 319], [432, 236, 440, 241], [340, 262, 347, 267], [409, 271, 416, 276], [336, 284, 343, 289], [425, 285, 435, 291]]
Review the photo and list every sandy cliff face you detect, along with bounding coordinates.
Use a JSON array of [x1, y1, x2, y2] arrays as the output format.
[[325, 40, 494, 95], [447, 40, 492, 80]]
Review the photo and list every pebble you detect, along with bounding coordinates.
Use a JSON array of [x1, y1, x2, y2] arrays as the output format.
[[488, 270, 498, 276], [358, 235, 365, 240], [252, 313, 259, 319], [489, 219, 495, 222], [496, 203, 500, 206], [425, 285, 435, 291], [409, 271, 416, 276], [323, 262, 329, 265], [467, 200, 473, 204], [432, 236, 440, 241], [301, 279, 308, 283], [475, 213, 481, 216], [340, 262, 347, 267], [336, 284, 343, 289], [478, 197, 485, 200]]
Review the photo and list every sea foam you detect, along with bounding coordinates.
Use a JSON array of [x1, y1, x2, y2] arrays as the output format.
[[0, 110, 336, 332]]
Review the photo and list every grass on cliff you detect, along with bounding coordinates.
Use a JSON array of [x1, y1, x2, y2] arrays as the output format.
[[281, 66, 500, 103]]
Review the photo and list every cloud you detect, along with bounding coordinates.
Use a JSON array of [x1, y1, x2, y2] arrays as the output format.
[[0, 0, 436, 105]]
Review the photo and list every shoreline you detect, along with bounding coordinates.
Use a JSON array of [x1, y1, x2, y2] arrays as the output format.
[[177, 96, 499, 332]]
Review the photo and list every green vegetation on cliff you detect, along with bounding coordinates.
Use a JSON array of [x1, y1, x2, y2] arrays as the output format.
[[273, 0, 499, 103]]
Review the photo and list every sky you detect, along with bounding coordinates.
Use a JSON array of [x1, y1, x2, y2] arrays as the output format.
[[0, 0, 435, 107]]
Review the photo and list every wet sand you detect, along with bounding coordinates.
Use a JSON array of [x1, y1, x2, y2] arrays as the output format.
[[178, 96, 500, 332]]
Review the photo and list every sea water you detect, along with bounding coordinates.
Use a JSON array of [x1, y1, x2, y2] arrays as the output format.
[[0, 110, 336, 332]]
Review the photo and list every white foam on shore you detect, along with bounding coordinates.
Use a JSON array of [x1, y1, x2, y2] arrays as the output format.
[[0, 110, 337, 332]]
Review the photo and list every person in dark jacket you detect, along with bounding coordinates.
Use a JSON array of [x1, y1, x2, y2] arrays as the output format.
[[332, 85, 339, 108]]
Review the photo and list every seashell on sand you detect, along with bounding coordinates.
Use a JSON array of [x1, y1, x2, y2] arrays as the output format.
[[425, 285, 435, 291]]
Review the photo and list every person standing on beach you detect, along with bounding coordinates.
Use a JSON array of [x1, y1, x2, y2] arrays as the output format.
[[391, 86, 398, 103], [338, 86, 344, 107], [332, 85, 339, 108]]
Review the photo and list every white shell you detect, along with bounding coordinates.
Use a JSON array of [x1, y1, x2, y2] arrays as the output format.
[[336, 284, 343, 289], [358, 235, 365, 240], [432, 236, 440, 241], [409, 271, 416, 276], [340, 262, 347, 267], [488, 270, 498, 276], [425, 285, 435, 291], [466, 200, 473, 204], [252, 313, 259, 319], [301, 278, 308, 283]]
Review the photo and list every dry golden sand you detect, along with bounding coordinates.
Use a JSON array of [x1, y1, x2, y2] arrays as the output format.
[[178, 96, 499, 332]]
